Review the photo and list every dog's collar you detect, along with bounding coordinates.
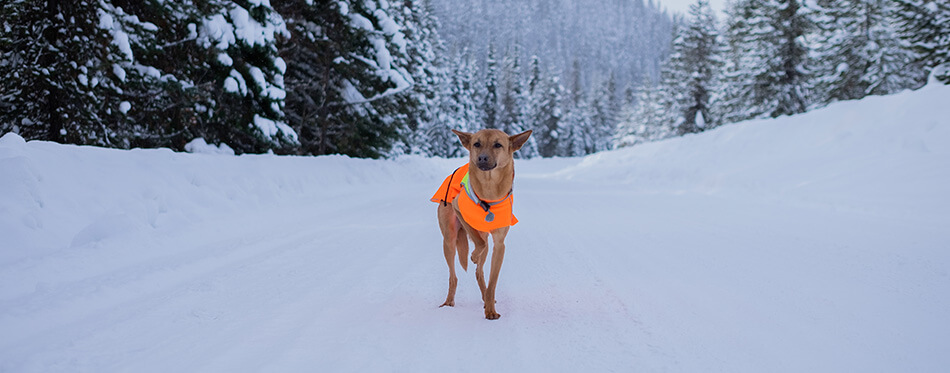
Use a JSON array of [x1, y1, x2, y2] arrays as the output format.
[[460, 170, 512, 223]]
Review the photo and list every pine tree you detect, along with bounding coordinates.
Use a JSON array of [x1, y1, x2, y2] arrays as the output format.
[[97, 0, 202, 150], [765, 0, 813, 117], [527, 55, 543, 98], [277, 0, 411, 158], [195, 0, 297, 153], [720, 0, 813, 120], [863, 1, 926, 93], [613, 81, 646, 148], [482, 42, 499, 129], [536, 74, 564, 157], [613, 102, 639, 149], [392, 0, 448, 156], [557, 58, 593, 156], [812, 0, 922, 104], [652, 17, 687, 135], [498, 44, 538, 158], [719, 0, 765, 123], [429, 49, 478, 157], [616, 75, 677, 147], [589, 72, 620, 152], [1, 0, 126, 146], [523, 54, 543, 142], [499, 45, 525, 139], [559, 97, 594, 156], [665, 0, 723, 135], [111, 0, 299, 153], [893, 0, 950, 83], [0, 0, 303, 153]]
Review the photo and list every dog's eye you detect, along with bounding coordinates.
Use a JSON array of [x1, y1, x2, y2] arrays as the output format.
[[473, 142, 481, 148], [494, 143, 503, 148]]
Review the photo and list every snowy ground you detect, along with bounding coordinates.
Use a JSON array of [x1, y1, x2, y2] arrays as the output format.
[[2, 83, 949, 372]]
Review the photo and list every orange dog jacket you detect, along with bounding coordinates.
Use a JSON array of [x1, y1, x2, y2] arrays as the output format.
[[431, 163, 518, 232]]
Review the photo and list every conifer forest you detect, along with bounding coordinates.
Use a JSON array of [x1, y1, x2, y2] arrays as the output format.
[[1, 0, 948, 158]]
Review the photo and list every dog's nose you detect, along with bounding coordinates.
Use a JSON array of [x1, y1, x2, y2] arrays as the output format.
[[477, 154, 490, 164]]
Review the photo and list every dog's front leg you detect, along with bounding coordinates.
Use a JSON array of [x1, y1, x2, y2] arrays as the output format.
[[469, 230, 490, 304], [484, 227, 509, 320], [440, 235, 458, 307], [438, 205, 459, 307]]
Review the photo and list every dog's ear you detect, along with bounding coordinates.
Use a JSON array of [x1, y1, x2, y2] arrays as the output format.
[[509, 130, 532, 152], [452, 129, 473, 149]]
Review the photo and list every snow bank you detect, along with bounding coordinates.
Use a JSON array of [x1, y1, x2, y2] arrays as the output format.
[[0, 134, 454, 265], [554, 82, 950, 220]]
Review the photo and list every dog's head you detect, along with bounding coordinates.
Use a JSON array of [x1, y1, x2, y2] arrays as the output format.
[[452, 129, 533, 171]]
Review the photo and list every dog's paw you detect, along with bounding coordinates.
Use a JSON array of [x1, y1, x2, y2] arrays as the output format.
[[440, 301, 455, 308], [484, 300, 500, 319]]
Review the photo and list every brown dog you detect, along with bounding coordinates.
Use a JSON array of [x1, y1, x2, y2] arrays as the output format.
[[434, 129, 532, 319]]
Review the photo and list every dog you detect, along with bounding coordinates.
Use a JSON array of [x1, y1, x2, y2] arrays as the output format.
[[430, 129, 532, 319]]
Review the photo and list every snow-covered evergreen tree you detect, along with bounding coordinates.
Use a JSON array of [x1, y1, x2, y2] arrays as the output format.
[[1, 0, 126, 146], [481, 42, 499, 129], [559, 97, 594, 156], [97, 0, 207, 150], [718, 0, 764, 123], [498, 44, 538, 158], [719, 0, 813, 120], [862, 2, 928, 93], [196, 0, 297, 153], [277, 0, 412, 157], [0, 0, 300, 153], [555, 59, 597, 155], [527, 55, 543, 99], [862, 2, 929, 93], [589, 72, 620, 152], [650, 17, 687, 135], [764, 0, 813, 117], [812, 0, 867, 101], [535, 74, 564, 157], [664, 0, 723, 135], [613, 103, 639, 149], [812, 0, 922, 104], [893, 0, 950, 84], [392, 0, 448, 156], [523, 54, 543, 143], [429, 49, 478, 157], [499, 46, 526, 141], [615, 75, 677, 148], [557, 58, 592, 156]]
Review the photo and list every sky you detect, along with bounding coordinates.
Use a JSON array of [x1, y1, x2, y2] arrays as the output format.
[[657, 0, 727, 15]]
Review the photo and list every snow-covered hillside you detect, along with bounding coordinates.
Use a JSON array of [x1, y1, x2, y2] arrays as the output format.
[[1, 83, 948, 372]]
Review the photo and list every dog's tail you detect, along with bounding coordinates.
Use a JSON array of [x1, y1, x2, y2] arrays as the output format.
[[456, 227, 469, 272]]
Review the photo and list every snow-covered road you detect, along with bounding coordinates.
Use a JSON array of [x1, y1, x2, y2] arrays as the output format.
[[2, 83, 949, 371]]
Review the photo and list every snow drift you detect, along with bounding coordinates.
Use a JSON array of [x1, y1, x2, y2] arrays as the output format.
[[556, 83, 950, 219], [1, 83, 948, 372]]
